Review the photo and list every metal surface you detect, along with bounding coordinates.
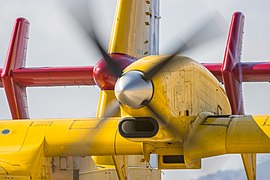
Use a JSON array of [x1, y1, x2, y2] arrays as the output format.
[[93, 53, 135, 90], [184, 115, 270, 158], [13, 66, 95, 86], [204, 61, 270, 82], [0, 118, 143, 175], [115, 71, 153, 108], [1, 18, 30, 119], [108, 0, 151, 58], [149, 0, 160, 55], [0, 61, 270, 88], [221, 12, 245, 115], [122, 55, 231, 116]]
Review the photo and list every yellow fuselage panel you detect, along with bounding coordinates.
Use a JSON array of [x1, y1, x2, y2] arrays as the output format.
[[108, 0, 150, 58]]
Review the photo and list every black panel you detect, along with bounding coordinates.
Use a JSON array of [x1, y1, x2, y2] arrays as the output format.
[[163, 155, 185, 164]]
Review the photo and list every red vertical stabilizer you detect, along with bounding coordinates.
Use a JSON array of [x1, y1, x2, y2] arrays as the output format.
[[221, 12, 245, 115], [1, 18, 30, 119]]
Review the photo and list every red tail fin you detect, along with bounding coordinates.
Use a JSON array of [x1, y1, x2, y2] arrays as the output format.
[[221, 12, 245, 115], [1, 18, 30, 119]]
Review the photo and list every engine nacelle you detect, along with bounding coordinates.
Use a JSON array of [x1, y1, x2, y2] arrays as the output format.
[[119, 55, 231, 139], [115, 55, 232, 168]]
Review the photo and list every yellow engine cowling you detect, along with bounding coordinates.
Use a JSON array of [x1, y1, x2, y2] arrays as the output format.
[[117, 55, 232, 169], [119, 55, 231, 140]]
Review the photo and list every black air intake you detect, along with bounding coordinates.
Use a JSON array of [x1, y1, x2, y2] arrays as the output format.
[[119, 117, 159, 138], [163, 155, 185, 164]]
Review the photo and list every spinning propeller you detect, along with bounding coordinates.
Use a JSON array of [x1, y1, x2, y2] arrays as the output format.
[[64, 0, 225, 136]]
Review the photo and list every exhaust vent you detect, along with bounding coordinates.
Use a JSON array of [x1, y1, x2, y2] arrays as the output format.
[[119, 117, 158, 138]]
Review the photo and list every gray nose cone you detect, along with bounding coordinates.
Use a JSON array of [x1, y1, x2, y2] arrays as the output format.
[[115, 71, 153, 108]]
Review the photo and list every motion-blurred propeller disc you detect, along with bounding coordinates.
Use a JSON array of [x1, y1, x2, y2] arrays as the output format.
[[89, 31, 123, 77], [96, 99, 120, 129], [144, 13, 225, 80], [63, 0, 123, 77], [64, 0, 226, 139]]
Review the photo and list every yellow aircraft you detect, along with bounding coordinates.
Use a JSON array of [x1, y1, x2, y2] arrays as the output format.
[[1, 0, 270, 179]]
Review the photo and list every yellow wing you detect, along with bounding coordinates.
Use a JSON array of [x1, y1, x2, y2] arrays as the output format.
[[1, 114, 268, 179], [184, 114, 270, 179], [0, 118, 142, 179]]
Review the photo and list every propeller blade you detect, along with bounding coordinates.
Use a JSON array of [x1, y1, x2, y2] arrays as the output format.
[[144, 14, 225, 80], [143, 54, 179, 80], [175, 14, 225, 53], [96, 99, 121, 129], [146, 104, 182, 137], [63, 0, 123, 77], [89, 31, 123, 77], [88, 99, 120, 148]]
